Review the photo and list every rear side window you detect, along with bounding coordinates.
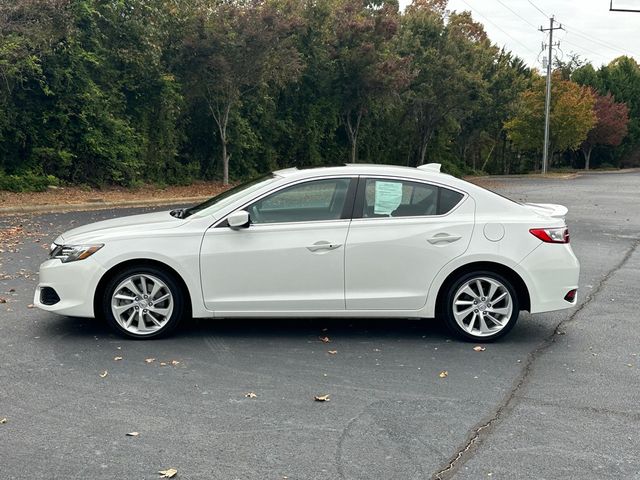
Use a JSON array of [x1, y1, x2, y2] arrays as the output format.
[[358, 178, 463, 218]]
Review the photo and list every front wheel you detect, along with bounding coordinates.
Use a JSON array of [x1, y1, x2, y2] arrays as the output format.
[[442, 271, 519, 341], [102, 266, 185, 339]]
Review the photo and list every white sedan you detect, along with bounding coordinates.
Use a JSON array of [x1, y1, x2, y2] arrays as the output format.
[[34, 164, 580, 341]]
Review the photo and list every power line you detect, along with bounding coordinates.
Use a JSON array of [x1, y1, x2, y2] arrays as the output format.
[[527, 0, 549, 18], [493, 0, 539, 29], [560, 38, 616, 63], [562, 23, 640, 58], [459, 0, 538, 54]]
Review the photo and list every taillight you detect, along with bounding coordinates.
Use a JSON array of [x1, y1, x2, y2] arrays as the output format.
[[529, 227, 570, 244]]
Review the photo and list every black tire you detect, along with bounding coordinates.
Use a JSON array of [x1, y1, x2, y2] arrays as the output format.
[[101, 265, 185, 339], [441, 270, 520, 342]]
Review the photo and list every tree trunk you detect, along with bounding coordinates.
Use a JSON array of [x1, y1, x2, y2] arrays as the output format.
[[210, 100, 232, 185], [418, 130, 432, 166], [583, 146, 592, 170], [221, 139, 229, 185], [350, 138, 357, 164], [480, 142, 496, 172], [345, 109, 363, 163]]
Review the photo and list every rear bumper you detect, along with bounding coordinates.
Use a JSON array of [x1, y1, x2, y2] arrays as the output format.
[[518, 242, 580, 314], [34, 257, 106, 317]]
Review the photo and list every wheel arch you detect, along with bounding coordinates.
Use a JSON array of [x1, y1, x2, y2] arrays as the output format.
[[435, 261, 531, 316], [93, 258, 193, 319]]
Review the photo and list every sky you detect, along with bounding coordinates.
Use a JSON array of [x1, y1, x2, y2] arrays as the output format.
[[398, 0, 640, 70]]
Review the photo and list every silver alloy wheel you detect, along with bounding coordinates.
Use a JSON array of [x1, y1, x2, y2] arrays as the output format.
[[110, 273, 174, 335], [452, 276, 513, 338]]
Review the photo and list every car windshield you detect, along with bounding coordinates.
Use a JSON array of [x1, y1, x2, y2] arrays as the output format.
[[184, 174, 277, 218]]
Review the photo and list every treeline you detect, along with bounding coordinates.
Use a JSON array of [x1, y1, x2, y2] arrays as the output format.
[[0, 0, 638, 190]]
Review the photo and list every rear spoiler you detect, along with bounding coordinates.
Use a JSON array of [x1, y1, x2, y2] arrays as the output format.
[[523, 203, 568, 219]]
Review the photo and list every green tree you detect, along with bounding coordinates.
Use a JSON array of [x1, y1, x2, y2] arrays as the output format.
[[332, 0, 409, 163], [181, 0, 302, 184], [505, 75, 596, 167]]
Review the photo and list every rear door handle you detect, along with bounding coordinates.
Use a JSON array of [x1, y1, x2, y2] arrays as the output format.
[[307, 241, 342, 252], [428, 233, 462, 244]]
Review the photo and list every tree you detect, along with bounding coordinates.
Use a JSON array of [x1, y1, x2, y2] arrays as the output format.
[[332, 0, 410, 163], [581, 92, 629, 169], [504, 75, 596, 167], [182, 0, 302, 184], [554, 52, 585, 81], [398, 2, 493, 166]]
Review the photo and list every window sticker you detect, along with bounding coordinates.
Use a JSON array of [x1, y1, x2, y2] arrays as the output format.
[[374, 181, 403, 215]]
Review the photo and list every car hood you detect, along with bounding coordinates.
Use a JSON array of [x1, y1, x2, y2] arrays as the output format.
[[522, 202, 568, 219], [56, 211, 187, 244]]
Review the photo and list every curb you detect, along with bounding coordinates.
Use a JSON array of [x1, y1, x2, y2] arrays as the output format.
[[0, 196, 210, 216], [465, 173, 580, 181]]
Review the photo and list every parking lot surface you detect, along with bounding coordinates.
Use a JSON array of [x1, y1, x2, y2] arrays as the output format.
[[1, 171, 639, 479]]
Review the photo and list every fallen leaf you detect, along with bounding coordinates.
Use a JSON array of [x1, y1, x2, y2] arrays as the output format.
[[328, 350, 337, 355], [473, 346, 486, 352], [27, 304, 34, 308], [160, 362, 167, 366], [245, 392, 257, 398], [8, 288, 15, 293], [314, 394, 330, 402], [99, 370, 108, 378], [439, 370, 448, 378], [158, 468, 178, 478], [171, 360, 180, 366], [0, 418, 6, 424], [145, 358, 156, 364], [0, 298, 6, 304], [319, 336, 330, 343], [126, 432, 140, 437], [114, 356, 123, 361]]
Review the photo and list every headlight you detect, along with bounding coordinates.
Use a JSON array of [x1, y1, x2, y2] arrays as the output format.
[[50, 244, 104, 263]]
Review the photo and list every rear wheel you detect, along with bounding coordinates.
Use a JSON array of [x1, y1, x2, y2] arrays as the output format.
[[442, 271, 519, 341], [102, 266, 184, 339]]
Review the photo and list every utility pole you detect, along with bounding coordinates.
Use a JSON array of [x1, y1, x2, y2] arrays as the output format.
[[539, 16, 563, 174]]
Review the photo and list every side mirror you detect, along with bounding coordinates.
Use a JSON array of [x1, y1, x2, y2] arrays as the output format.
[[227, 210, 250, 229]]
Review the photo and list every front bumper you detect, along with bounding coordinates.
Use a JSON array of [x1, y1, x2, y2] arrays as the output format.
[[518, 242, 580, 314], [34, 257, 106, 317]]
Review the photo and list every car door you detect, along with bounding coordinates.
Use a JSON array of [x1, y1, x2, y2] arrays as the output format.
[[345, 176, 475, 311], [200, 177, 356, 313]]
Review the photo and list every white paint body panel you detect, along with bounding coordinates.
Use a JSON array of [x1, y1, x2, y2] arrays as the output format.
[[345, 196, 475, 310], [34, 164, 580, 323], [201, 221, 350, 311]]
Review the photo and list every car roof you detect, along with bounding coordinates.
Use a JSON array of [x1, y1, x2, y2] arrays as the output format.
[[274, 163, 445, 179], [272, 163, 473, 189]]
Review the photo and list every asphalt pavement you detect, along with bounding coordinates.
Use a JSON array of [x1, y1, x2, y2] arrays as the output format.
[[0, 171, 639, 479]]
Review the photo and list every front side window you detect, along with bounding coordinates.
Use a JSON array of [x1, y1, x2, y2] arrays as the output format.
[[359, 178, 463, 218], [248, 178, 352, 224]]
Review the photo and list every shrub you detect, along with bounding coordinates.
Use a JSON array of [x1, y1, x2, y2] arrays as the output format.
[[0, 171, 60, 192]]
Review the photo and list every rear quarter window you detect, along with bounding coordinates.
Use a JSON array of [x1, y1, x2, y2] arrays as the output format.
[[438, 187, 464, 214]]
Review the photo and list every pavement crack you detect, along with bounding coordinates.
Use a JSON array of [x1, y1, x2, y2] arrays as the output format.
[[431, 238, 640, 480], [335, 400, 382, 480]]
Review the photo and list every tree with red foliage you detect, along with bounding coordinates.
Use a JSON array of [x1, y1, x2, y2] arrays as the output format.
[[582, 92, 630, 169]]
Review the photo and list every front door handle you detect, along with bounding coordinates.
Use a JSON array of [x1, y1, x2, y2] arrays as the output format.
[[428, 233, 462, 245], [307, 241, 342, 252]]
